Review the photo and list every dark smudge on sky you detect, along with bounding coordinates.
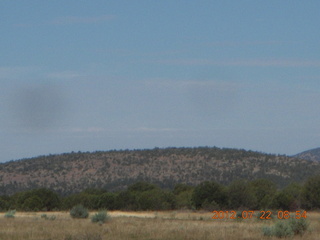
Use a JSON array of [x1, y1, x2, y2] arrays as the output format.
[[11, 83, 67, 131]]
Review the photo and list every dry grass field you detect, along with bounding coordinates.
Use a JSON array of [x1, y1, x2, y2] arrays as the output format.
[[0, 210, 319, 240]]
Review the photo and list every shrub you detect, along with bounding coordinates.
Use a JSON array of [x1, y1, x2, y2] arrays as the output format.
[[262, 226, 273, 237], [262, 218, 310, 238], [273, 221, 294, 238], [91, 211, 110, 224], [4, 210, 16, 218], [289, 218, 309, 236], [70, 205, 89, 219], [41, 213, 56, 220]]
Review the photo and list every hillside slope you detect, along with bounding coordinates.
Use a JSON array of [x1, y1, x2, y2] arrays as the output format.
[[294, 147, 320, 162], [0, 147, 319, 195]]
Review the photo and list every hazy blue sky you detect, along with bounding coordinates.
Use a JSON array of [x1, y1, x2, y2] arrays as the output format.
[[1, 1, 320, 162]]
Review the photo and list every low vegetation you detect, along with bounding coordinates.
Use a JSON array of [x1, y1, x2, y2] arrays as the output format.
[[1, 175, 320, 212], [70, 205, 89, 219], [262, 218, 310, 238], [0, 211, 318, 240], [4, 210, 15, 218], [91, 211, 110, 224]]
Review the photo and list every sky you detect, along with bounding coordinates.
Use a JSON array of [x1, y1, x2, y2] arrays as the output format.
[[1, 1, 320, 162]]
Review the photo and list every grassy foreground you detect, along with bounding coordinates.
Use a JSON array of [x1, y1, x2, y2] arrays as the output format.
[[0, 211, 319, 240]]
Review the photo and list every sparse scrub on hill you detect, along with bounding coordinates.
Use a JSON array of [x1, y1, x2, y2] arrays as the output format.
[[70, 204, 89, 219], [2, 147, 320, 196]]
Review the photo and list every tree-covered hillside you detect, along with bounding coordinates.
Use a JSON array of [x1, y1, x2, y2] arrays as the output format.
[[0, 147, 319, 195], [294, 147, 320, 162]]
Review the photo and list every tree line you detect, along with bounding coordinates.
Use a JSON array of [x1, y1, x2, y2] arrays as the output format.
[[0, 175, 320, 212]]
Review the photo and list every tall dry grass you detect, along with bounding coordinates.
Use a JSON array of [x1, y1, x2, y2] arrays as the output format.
[[0, 211, 319, 240]]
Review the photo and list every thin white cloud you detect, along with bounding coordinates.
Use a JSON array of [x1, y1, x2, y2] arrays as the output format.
[[68, 127, 107, 133], [0, 66, 38, 79], [158, 59, 320, 67], [51, 15, 115, 25], [133, 127, 183, 133], [143, 78, 238, 91], [208, 40, 287, 47], [47, 71, 82, 80], [61, 127, 184, 134], [13, 15, 115, 28]]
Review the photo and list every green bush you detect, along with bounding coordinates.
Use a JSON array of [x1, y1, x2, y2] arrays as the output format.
[[70, 205, 89, 219], [4, 210, 16, 218], [289, 218, 309, 236], [273, 221, 294, 238], [262, 218, 310, 238], [40, 214, 55, 220], [91, 211, 110, 224], [262, 226, 273, 237]]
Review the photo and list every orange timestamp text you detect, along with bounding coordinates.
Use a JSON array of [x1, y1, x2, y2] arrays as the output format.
[[212, 210, 307, 220]]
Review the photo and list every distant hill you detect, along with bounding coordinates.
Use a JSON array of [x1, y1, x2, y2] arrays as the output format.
[[0, 147, 319, 195], [294, 147, 320, 162]]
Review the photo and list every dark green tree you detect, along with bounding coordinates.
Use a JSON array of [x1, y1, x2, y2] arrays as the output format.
[[62, 192, 98, 210], [228, 179, 257, 209], [173, 183, 193, 195], [302, 175, 320, 209], [0, 196, 10, 211], [97, 192, 117, 210], [128, 181, 157, 192], [192, 181, 227, 210], [272, 190, 293, 210], [272, 183, 302, 211], [82, 188, 107, 195], [116, 190, 138, 210], [250, 179, 277, 209], [22, 196, 42, 211], [12, 188, 61, 211], [137, 189, 175, 210], [31, 188, 61, 211], [173, 184, 194, 209]]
